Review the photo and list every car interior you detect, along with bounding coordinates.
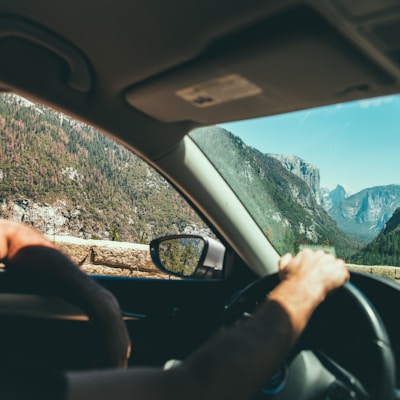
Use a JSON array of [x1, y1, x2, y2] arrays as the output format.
[[0, 0, 400, 399]]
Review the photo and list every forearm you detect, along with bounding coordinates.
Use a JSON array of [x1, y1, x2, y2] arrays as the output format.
[[68, 249, 348, 400], [266, 277, 325, 343], [68, 279, 323, 400], [180, 279, 323, 400]]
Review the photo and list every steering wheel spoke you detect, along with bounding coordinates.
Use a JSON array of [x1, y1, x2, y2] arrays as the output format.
[[314, 350, 369, 399], [224, 274, 396, 400]]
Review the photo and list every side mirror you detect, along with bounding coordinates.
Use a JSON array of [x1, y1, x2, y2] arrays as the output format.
[[150, 234, 225, 279]]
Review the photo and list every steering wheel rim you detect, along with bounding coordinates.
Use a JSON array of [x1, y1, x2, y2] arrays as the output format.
[[224, 273, 396, 400], [4, 261, 131, 370]]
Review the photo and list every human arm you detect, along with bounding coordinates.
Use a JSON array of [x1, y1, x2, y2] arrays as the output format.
[[67, 248, 349, 400]]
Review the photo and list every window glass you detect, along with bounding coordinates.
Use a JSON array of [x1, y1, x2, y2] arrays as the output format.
[[191, 95, 400, 285], [0, 94, 211, 278]]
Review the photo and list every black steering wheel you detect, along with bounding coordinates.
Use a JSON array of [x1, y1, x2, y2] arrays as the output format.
[[224, 274, 396, 400], [3, 257, 131, 370]]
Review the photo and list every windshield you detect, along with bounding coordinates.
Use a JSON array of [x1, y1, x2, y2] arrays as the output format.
[[190, 95, 400, 268]]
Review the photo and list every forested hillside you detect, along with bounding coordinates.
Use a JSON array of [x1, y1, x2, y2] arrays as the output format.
[[350, 207, 400, 266], [0, 94, 209, 242]]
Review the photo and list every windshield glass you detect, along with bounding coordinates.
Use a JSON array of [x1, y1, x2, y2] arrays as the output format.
[[190, 95, 400, 268]]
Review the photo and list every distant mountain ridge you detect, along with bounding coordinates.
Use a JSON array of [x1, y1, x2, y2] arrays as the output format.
[[321, 184, 348, 210], [270, 154, 400, 245], [328, 185, 400, 243], [271, 156, 400, 264]]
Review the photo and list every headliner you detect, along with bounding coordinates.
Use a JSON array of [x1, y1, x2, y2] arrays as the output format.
[[0, 0, 400, 158]]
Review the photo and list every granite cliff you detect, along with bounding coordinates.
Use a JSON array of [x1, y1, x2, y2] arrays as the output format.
[[329, 185, 400, 243], [269, 154, 322, 205]]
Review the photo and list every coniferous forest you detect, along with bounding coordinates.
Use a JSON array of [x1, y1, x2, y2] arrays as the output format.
[[0, 94, 209, 243], [350, 207, 400, 266]]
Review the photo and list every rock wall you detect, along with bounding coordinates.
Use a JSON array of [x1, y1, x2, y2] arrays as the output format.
[[269, 154, 322, 205], [348, 264, 400, 284], [49, 235, 169, 279], [50, 236, 400, 284], [329, 185, 400, 242]]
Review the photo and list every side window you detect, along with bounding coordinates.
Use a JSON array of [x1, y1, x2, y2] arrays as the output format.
[[0, 94, 211, 278]]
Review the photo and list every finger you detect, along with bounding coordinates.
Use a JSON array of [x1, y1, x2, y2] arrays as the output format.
[[278, 253, 293, 280], [337, 258, 350, 282], [279, 253, 293, 271]]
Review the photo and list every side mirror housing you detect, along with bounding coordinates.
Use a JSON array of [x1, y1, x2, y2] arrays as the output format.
[[150, 234, 225, 279]]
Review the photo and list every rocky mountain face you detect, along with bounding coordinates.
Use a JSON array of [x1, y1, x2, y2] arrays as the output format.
[[269, 154, 322, 205], [321, 184, 348, 210], [269, 154, 400, 246], [329, 185, 400, 243]]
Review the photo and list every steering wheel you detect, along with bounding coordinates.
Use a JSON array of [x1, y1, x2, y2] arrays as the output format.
[[4, 258, 131, 370], [224, 273, 396, 400]]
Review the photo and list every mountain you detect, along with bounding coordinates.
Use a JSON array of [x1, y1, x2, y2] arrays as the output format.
[[328, 185, 400, 243], [268, 154, 322, 205], [0, 94, 210, 242], [191, 127, 358, 258], [251, 154, 400, 246], [0, 94, 360, 258], [321, 184, 348, 210], [350, 207, 400, 266]]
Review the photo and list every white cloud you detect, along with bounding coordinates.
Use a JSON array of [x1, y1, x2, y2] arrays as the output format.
[[358, 95, 394, 109]]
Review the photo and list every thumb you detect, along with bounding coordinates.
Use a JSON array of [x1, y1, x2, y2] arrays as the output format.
[[278, 253, 293, 279]]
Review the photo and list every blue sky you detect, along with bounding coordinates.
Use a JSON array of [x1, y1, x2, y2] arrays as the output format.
[[220, 95, 400, 194]]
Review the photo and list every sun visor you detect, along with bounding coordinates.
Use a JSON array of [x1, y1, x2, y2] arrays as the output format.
[[125, 8, 393, 124]]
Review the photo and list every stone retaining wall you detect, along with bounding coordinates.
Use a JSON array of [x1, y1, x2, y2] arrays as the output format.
[[49, 235, 169, 278], [50, 236, 400, 283], [348, 264, 400, 284]]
